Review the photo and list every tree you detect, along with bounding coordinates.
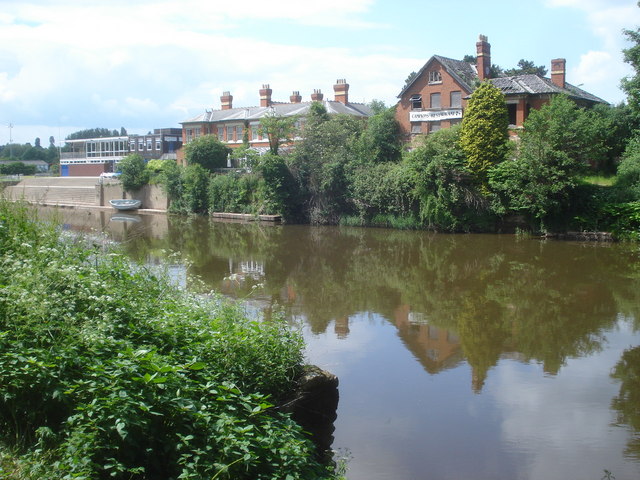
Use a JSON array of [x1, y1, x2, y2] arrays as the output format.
[[259, 112, 298, 155], [361, 106, 402, 163], [504, 59, 548, 77], [117, 153, 149, 192], [622, 12, 640, 117], [183, 135, 231, 171], [403, 71, 417, 88], [66, 128, 118, 140], [488, 95, 604, 226], [34, 137, 41, 148], [460, 82, 509, 186]]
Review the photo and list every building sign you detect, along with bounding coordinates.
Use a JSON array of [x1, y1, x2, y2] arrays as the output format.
[[410, 109, 463, 122]]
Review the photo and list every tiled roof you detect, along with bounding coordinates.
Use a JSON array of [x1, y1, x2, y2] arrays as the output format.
[[489, 74, 608, 104], [182, 100, 373, 125], [398, 54, 607, 105], [397, 55, 477, 97]]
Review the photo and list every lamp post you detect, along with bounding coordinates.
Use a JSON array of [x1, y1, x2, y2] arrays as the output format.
[[8, 123, 13, 158]]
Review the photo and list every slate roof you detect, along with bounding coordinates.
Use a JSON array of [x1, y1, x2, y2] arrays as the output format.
[[182, 100, 373, 125], [398, 55, 477, 97], [398, 55, 608, 105], [489, 74, 608, 104]]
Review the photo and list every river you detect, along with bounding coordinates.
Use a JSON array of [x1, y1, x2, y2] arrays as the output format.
[[38, 207, 640, 480]]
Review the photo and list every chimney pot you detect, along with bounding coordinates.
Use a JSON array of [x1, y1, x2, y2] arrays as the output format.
[[311, 89, 324, 102]]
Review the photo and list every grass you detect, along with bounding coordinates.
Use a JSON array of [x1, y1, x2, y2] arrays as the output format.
[[582, 174, 616, 187]]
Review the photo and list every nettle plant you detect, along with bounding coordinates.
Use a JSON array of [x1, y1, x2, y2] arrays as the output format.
[[0, 200, 337, 480]]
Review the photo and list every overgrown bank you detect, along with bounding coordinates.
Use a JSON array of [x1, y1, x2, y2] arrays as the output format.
[[0, 201, 342, 480]]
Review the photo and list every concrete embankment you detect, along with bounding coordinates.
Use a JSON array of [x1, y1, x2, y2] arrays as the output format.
[[2, 177, 168, 212]]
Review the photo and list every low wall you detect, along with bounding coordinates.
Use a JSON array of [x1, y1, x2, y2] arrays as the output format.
[[102, 183, 168, 210]]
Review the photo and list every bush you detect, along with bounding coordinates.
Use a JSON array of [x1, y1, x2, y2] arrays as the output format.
[[208, 172, 262, 214], [184, 135, 231, 171], [117, 154, 149, 192], [0, 200, 338, 480]]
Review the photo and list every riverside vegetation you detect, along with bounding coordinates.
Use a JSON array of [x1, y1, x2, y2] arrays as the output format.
[[120, 93, 640, 240], [0, 201, 344, 480]]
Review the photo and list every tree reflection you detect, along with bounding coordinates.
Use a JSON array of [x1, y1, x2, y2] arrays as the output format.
[[44, 205, 640, 394], [611, 346, 640, 459]]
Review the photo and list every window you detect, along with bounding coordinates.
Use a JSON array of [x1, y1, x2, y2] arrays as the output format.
[[195, 127, 201, 138], [507, 104, 517, 126], [235, 125, 243, 142], [226, 125, 234, 142], [217, 127, 224, 141], [450, 91, 462, 108], [129, 141, 135, 151], [155, 139, 161, 150], [146, 139, 152, 150], [138, 140, 145, 150], [428, 71, 442, 84], [430, 93, 441, 109], [251, 123, 259, 141], [430, 121, 441, 133], [410, 94, 422, 110], [411, 124, 422, 134]]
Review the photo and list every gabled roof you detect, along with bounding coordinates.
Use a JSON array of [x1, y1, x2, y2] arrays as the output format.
[[397, 55, 477, 98], [489, 74, 608, 104], [182, 100, 373, 125], [398, 54, 607, 105]]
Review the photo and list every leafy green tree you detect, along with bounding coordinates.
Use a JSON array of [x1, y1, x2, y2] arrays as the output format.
[[259, 112, 298, 155], [622, 9, 640, 118], [66, 128, 119, 140], [504, 59, 548, 76], [460, 82, 509, 186], [290, 107, 364, 223], [117, 153, 149, 192], [408, 125, 492, 231], [488, 95, 604, 226], [360, 106, 402, 163], [183, 135, 231, 171], [182, 163, 210, 214], [257, 153, 299, 219]]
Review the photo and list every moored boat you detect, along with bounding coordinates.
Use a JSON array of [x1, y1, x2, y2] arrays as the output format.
[[109, 199, 141, 211]]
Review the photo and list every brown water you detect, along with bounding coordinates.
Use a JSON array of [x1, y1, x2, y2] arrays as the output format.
[[41, 208, 640, 480]]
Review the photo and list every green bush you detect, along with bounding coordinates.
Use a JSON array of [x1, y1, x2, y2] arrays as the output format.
[[0, 200, 337, 480], [208, 173, 262, 214], [117, 154, 149, 192]]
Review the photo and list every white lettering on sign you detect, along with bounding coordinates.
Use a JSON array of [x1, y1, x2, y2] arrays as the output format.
[[410, 109, 463, 122]]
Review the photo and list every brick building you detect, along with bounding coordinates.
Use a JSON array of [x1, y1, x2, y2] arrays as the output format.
[[179, 79, 373, 163], [396, 35, 607, 140]]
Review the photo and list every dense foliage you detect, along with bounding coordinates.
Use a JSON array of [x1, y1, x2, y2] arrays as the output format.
[[117, 154, 149, 192], [0, 201, 339, 480], [183, 136, 231, 171], [460, 82, 510, 187]]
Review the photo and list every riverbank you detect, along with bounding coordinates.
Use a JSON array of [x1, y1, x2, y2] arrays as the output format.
[[0, 200, 342, 480]]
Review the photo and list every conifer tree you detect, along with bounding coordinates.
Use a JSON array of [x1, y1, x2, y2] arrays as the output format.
[[460, 82, 509, 187]]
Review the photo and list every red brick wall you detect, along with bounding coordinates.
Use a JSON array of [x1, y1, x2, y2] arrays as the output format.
[[68, 164, 108, 176], [395, 60, 471, 139]]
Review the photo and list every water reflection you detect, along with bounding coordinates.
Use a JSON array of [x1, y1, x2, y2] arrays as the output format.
[[32, 206, 640, 479]]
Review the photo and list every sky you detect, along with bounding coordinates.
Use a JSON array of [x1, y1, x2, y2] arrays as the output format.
[[1, 0, 640, 146]]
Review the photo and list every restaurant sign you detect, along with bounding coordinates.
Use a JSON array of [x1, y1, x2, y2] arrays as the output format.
[[410, 109, 463, 122]]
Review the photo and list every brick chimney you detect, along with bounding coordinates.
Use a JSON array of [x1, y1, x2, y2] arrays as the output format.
[[220, 91, 233, 110], [259, 84, 272, 107], [311, 89, 323, 102], [333, 78, 349, 104], [290, 91, 302, 103], [476, 34, 491, 81], [551, 58, 566, 88]]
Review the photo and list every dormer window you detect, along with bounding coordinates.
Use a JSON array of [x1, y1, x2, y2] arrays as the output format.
[[410, 94, 422, 110], [428, 71, 442, 84]]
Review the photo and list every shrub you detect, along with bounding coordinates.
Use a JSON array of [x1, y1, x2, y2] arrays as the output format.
[[184, 135, 231, 171], [117, 154, 149, 192], [0, 200, 338, 480], [208, 172, 262, 214]]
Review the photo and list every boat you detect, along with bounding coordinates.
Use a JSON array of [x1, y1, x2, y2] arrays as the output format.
[[109, 199, 141, 211], [110, 214, 142, 223]]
